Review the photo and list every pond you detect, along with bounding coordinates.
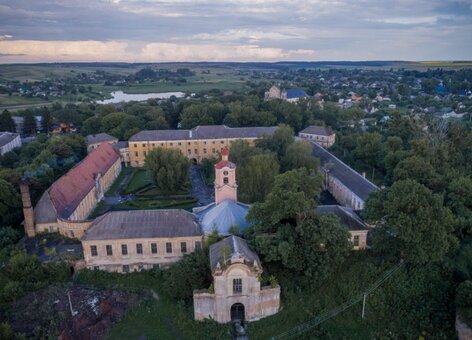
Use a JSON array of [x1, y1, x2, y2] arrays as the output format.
[[97, 90, 185, 104]]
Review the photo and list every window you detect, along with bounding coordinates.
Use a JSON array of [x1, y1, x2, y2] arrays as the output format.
[[142, 143, 146, 147], [212, 141, 215, 144], [161, 143, 164, 146], [69, 230, 74, 238], [194, 148, 197, 154], [212, 148, 216, 153], [178, 142, 181, 146], [121, 244, 128, 255], [195, 241, 202, 250], [181, 242, 187, 253], [134, 151, 138, 157], [106, 245, 112, 256], [136, 243, 143, 254], [123, 265, 129, 273], [133, 144, 137, 147], [151, 243, 157, 254], [224, 177, 229, 184], [353, 235, 360, 247], [170, 142, 173, 146], [188, 142, 191, 145], [188, 149, 191, 155], [166, 242, 172, 254], [143, 151, 147, 156], [203, 141, 207, 144], [152, 143, 155, 147], [93, 266, 99, 270], [223, 171, 228, 176], [233, 278, 242, 294], [220, 141, 224, 144], [153, 263, 160, 269], [203, 148, 207, 154]]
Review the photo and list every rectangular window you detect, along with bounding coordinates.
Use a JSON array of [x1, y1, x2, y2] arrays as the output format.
[[188, 149, 191, 155], [121, 244, 128, 255], [170, 142, 173, 146], [133, 144, 137, 147], [151, 243, 157, 254], [136, 243, 143, 254], [166, 242, 172, 254], [161, 143, 164, 146], [203, 141, 207, 144], [203, 148, 207, 154], [195, 241, 202, 250], [212, 148, 215, 153], [134, 151, 138, 157], [152, 143, 155, 147], [181, 242, 187, 253], [188, 142, 191, 145], [153, 263, 160, 269], [93, 266, 99, 270], [353, 235, 360, 247], [142, 143, 146, 147], [194, 149, 197, 154], [233, 278, 242, 294], [178, 142, 181, 146], [212, 141, 215, 144], [123, 265, 129, 273], [106, 245, 112, 256], [220, 141, 224, 144], [91, 245, 98, 257]]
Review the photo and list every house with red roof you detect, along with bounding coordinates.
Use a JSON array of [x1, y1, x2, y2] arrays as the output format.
[[22, 143, 122, 238]]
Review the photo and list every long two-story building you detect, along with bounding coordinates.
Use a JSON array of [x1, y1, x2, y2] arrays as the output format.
[[128, 125, 277, 166]]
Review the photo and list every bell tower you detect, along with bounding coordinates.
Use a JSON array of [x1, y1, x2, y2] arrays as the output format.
[[214, 147, 237, 204]]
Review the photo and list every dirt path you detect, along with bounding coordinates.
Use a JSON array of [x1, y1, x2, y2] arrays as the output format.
[[190, 165, 213, 206]]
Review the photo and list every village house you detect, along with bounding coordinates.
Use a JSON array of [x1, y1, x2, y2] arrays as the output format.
[[298, 125, 336, 148], [0, 131, 21, 155], [20, 143, 121, 238], [81, 210, 203, 272], [193, 235, 280, 323], [310, 141, 378, 211], [128, 125, 276, 166], [193, 147, 251, 235], [264, 85, 309, 103]]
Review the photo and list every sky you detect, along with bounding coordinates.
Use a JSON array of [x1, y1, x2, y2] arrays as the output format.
[[0, 0, 471, 63]]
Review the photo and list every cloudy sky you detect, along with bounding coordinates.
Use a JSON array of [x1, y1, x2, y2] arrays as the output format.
[[0, 0, 471, 63]]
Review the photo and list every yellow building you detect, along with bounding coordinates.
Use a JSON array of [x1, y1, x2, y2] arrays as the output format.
[[81, 210, 203, 272], [128, 125, 277, 167]]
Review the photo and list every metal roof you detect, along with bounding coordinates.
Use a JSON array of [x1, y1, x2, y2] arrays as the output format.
[[129, 125, 277, 142], [0, 132, 19, 148], [209, 235, 261, 271], [316, 205, 368, 231], [284, 89, 308, 99], [299, 125, 334, 136], [85, 133, 117, 145], [196, 200, 251, 235], [82, 209, 202, 241], [310, 141, 378, 202]]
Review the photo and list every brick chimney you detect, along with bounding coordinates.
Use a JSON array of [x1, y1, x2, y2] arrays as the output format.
[[19, 179, 36, 237]]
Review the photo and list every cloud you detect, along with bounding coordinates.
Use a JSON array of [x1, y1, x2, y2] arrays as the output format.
[[0, 39, 317, 62]]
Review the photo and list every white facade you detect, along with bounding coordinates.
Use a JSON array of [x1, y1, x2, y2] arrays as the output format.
[[0, 132, 21, 155]]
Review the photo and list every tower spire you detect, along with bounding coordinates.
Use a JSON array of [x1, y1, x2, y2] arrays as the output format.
[[214, 148, 237, 204]]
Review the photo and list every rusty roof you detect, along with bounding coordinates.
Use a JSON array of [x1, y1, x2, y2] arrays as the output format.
[[47, 143, 120, 219]]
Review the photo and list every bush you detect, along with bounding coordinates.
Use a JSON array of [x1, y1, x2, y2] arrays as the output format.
[[0, 322, 14, 340], [0, 226, 22, 248], [1, 281, 24, 302]]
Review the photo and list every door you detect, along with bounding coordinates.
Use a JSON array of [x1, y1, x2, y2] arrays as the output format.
[[230, 303, 245, 322]]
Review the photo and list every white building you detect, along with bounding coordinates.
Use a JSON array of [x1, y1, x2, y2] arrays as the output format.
[[0, 131, 21, 155]]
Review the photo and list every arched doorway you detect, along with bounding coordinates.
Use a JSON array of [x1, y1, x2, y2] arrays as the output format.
[[230, 303, 245, 321], [192, 158, 198, 165]]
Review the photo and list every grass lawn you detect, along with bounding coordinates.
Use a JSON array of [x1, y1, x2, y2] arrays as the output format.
[[88, 200, 109, 219], [114, 197, 197, 210], [106, 167, 132, 197], [122, 169, 153, 195]]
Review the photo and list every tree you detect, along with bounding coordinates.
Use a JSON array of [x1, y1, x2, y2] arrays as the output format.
[[40, 108, 53, 133], [364, 179, 457, 264], [281, 140, 318, 172], [145, 148, 190, 192], [256, 124, 294, 161], [393, 156, 442, 192], [0, 179, 22, 228], [0, 110, 16, 132], [247, 169, 349, 284], [23, 112, 37, 136], [446, 176, 472, 238], [180, 104, 215, 129], [237, 153, 279, 203]]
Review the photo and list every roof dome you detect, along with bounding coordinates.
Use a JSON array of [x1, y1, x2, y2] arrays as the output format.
[[196, 199, 251, 235]]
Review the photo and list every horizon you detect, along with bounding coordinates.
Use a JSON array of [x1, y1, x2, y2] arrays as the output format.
[[0, 0, 471, 63]]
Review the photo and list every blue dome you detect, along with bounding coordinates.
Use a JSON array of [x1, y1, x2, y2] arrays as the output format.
[[196, 200, 251, 235]]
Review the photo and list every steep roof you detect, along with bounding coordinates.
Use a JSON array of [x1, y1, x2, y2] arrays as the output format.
[[129, 125, 277, 142], [215, 160, 236, 170], [299, 125, 334, 136], [310, 141, 378, 202], [82, 209, 201, 241], [85, 133, 117, 145], [0, 132, 19, 148], [209, 235, 261, 271], [33, 191, 58, 224], [316, 205, 368, 231], [196, 200, 251, 235], [46, 143, 120, 219]]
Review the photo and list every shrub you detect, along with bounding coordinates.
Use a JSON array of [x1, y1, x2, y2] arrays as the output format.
[[1, 281, 24, 302], [0, 227, 22, 248], [456, 280, 472, 308], [0, 322, 13, 340]]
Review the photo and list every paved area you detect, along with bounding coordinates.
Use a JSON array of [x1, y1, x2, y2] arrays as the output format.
[[190, 165, 213, 206], [103, 171, 133, 206]]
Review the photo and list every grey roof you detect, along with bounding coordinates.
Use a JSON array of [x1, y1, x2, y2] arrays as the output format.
[[209, 236, 261, 271], [112, 141, 129, 149], [34, 191, 58, 224], [82, 209, 202, 241], [284, 89, 308, 99], [299, 125, 334, 136], [310, 141, 378, 202], [85, 133, 117, 145], [316, 205, 368, 231], [0, 132, 19, 148], [196, 200, 251, 235], [129, 125, 277, 142]]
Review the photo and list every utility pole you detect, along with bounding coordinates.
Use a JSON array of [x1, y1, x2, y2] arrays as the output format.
[[361, 293, 367, 319]]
